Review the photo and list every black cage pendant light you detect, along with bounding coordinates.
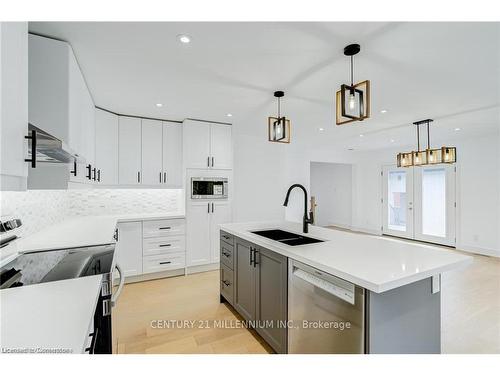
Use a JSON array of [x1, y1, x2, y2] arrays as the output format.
[[268, 90, 291, 143], [336, 43, 371, 125]]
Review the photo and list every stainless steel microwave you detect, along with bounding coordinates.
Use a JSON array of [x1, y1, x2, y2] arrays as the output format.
[[191, 177, 228, 199]]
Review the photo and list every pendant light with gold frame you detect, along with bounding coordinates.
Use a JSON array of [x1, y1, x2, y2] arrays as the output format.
[[336, 43, 371, 125], [268, 90, 291, 143]]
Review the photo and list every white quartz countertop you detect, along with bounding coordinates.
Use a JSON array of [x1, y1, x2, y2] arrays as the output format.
[[1, 212, 185, 264], [220, 221, 473, 293], [0, 275, 102, 354]]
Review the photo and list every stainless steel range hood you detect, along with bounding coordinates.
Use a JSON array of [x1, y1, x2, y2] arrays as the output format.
[[26, 123, 85, 166]]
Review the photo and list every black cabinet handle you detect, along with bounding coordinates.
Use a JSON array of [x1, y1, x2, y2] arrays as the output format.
[[249, 247, 254, 266], [158, 226, 171, 230], [85, 328, 98, 354], [97, 169, 101, 182], [137, 171, 141, 183], [222, 234, 230, 240], [159, 261, 171, 265], [159, 244, 171, 247], [222, 280, 230, 287], [164, 172, 166, 183], [70, 160, 77, 176], [253, 249, 259, 267], [222, 251, 230, 257], [207, 203, 210, 213], [211, 157, 214, 167], [86, 164, 92, 180], [159, 172, 162, 183], [207, 156, 210, 167], [211, 202, 214, 213], [24, 129, 37, 168], [92, 167, 96, 181], [113, 228, 119, 241]]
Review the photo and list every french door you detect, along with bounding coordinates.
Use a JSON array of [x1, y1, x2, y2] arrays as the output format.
[[382, 165, 456, 246]]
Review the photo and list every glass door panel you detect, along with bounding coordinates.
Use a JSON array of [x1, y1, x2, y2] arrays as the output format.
[[382, 166, 414, 239], [414, 165, 456, 246]]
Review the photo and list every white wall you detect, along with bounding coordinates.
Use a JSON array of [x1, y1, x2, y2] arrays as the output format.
[[310, 162, 352, 227], [232, 120, 289, 223]]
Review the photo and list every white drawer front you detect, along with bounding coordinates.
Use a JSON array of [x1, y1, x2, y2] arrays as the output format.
[[143, 253, 186, 274], [143, 235, 185, 257], [142, 219, 185, 238]]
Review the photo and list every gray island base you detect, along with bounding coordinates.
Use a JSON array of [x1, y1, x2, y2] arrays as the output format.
[[219, 230, 441, 354]]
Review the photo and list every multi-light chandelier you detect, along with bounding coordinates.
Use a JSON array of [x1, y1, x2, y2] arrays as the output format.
[[268, 90, 291, 143], [397, 119, 457, 167], [336, 43, 370, 125]]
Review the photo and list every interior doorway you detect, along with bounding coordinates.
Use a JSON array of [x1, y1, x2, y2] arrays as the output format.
[[310, 162, 353, 228], [382, 164, 456, 246]]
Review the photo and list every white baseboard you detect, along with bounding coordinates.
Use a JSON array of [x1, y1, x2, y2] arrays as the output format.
[[350, 226, 383, 236], [120, 262, 221, 284], [186, 262, 220, 274], [457, 243, 500, 258]]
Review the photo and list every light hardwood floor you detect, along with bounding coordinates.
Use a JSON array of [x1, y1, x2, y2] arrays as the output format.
[[113, 252, 500, 354]]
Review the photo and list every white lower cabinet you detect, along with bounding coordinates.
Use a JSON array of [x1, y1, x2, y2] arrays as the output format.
[[187, 200, 232, 266], [115, 221, 143, 277], [115, 218, 186, 280]]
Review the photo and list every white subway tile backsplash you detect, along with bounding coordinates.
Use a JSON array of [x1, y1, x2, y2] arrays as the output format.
[[0, 189, 183, 239]]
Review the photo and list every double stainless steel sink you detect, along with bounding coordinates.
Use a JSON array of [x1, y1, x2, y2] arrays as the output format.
[[251, 229, 324, 246]]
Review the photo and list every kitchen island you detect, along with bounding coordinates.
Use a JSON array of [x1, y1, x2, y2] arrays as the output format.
[[219, 221, 473, 354]]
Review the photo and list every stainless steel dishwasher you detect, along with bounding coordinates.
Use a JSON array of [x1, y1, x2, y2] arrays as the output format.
[[288, 259, 365, 354]]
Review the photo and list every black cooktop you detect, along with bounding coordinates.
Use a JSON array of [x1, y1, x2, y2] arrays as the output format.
[[0, 244, 115, 289]]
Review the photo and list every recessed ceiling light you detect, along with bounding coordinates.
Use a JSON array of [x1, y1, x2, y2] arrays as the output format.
[[359, 134, 364, 137], [156, 103, 163, 108], [390, 139, 395, 143], [177, 34, 191, 44], [381, 109, 388, 114], [454, 127, 461, 131], [226, 113, 233, 117], [319, 127, 324, 131]]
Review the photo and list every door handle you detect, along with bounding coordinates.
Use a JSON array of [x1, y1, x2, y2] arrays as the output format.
[[111, 264, 124, 307]]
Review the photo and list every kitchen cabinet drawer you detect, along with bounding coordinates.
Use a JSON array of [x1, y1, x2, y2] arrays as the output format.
[[142, 219, 185, 238], [220, 241, 234, 270], [220, 231, 234, 246], [143, 235, 185, 257], [143, 253, 186, 274], [220, 264, 234, 305]]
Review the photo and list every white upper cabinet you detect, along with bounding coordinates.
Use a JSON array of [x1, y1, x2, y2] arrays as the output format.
[[162, 121, 183, 188], [28, 34, 96, 188], [141, 119, 163, 185], [183, 120, 211, 169], [118, 116, 142, 185], [95, 108, 119, 185], [1, 22, 28, 191], [210, 124, 232, 170], [28, 34, 70, 144], [183, 120, 232, 170]]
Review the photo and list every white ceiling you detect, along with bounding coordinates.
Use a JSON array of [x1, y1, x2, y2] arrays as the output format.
[[28, 22, 500, 150]]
